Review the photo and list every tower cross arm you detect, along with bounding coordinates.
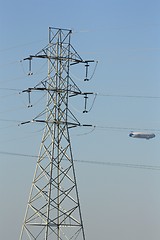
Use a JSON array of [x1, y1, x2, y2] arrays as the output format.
[[24, 55, 95, 64]]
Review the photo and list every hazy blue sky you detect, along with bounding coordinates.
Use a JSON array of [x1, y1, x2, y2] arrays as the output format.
[[0, 0, 160, 239]]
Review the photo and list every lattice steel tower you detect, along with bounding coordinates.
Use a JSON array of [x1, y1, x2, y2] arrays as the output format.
[[19, 27, 94, 240]]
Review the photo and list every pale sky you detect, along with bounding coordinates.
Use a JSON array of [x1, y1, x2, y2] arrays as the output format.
[[0, 0, 160, 239]]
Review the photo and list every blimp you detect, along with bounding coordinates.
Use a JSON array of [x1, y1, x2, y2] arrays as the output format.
[[129, 131, 155, 140]]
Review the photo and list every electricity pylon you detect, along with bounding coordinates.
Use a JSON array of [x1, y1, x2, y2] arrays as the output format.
[[19, 27, 94, 240]]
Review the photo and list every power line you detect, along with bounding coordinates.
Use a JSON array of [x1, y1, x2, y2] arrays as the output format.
[[0, 119, 21, 122], [0, 151, 36, 158], [95, 125, 160, 132], [0, 39, 46, 52], [0, 118, 159, 134], [96, 92, 160, 99], [0, 151, 160, 171], [74, 159, 160, 171], [0, 88, 22, 91], [0, 87, 160, 99]]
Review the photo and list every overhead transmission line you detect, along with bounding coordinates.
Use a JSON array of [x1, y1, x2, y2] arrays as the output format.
[[0, 39, 46, 53], [0, 118, 159, 134], [1, 87, 160, 99], [96, 92, 160, 99], [0, 150, 160, 171], [0, 88, 159, 133], [94, 125, 160, 132]]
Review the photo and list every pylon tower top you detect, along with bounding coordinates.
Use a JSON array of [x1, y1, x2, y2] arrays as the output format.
[[19, 27, 95, 240]]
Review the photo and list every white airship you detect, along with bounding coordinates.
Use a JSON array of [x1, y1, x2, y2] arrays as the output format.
[[129, 131, 155, 140]]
